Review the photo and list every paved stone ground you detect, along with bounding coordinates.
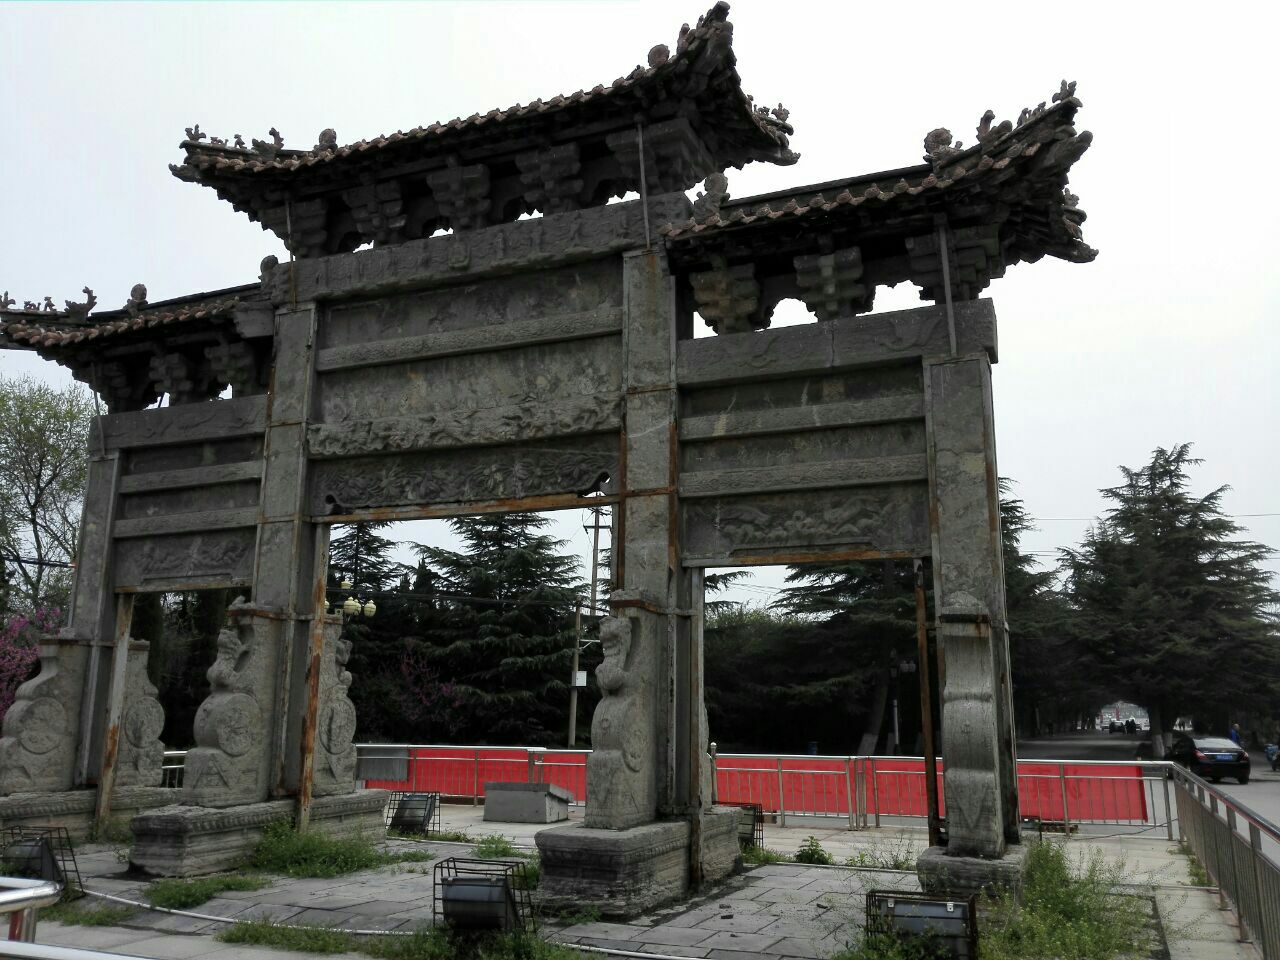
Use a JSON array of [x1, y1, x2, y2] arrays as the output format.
[[31, 805, 1260, 960]]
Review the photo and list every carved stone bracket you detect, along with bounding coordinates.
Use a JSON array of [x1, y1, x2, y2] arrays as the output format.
[[312, 622, 358, 797], [606, 117, 717, 194], [793, 246, 870, 321], [114, 642, 165, 789], [183, 600, 282, 807], [342, 180, 407, 246], [689, 262, 761, 334], [906, 225, 1005, 303], [516, 143, 584, 215], [0, 639, 88, 796], [148, 351, 215, 405], [427, 162, 492, 231], [205, 341, 260, 397], [261, 198, 330, 258]]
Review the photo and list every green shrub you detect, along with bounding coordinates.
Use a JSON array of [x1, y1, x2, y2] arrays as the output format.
[[147, 874, 270, 910], [979, 841, 1151, 960], [472, 834, 522, 859], [793, 836, 834, 865], [251, 821, 432, 878]]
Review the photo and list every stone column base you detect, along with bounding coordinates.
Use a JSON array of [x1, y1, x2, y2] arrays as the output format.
[[916, 843, 1031, 899], [535, 808, 741, 917], [130, 789, 388, 877], [0, 786, 180, 841]]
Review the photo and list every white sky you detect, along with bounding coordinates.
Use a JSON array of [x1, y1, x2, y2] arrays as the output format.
[[2, 0, 1277, 607]]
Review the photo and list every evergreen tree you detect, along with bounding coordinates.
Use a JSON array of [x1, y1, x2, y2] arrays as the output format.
[[415, 514, 584, 745], [1061, 444, 1279, 746], [329, 521, 402, 593]]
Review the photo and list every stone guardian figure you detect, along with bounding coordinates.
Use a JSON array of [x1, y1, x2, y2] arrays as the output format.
[[584, 615, 651, 829]]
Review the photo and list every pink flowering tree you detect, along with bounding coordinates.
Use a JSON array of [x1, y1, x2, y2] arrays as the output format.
[[0, 607, 58, 726], [399, 644, 465, 738]]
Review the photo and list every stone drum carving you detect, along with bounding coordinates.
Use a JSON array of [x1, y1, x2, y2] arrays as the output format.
[[585, 616, 651, 830], [313, 622, 358, 797], [0, 638, 87, 795], [183, 601, 281, 807], [114, 641, 166, 788]]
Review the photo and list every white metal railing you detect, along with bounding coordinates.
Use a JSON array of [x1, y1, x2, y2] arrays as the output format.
[[1173, 765, 1280, 959], [0, 878, 61, 944]]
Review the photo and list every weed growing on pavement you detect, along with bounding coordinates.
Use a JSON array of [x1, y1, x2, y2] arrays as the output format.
[[41, 901, 137, 926], [794, 835, 834, 865], [251, 821, 434, 878], [741, 845, 789, 865], [978, 841, 1151, 960], [1178, 842, 1211, 886], [218, 919, 351, 953], [147, 873, 270, 909], [552, 904, 602, 926], [363, 929, 580, 960], [472, 834, 522, 859], [844, 838, 919, 871]]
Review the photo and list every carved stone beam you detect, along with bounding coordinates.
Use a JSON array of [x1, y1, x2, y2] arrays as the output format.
[[794, 246, 871, 321], [906, 224, 1005, 303], [426, 161, 492, 231], [341, 180, 407, 247], [515, 143, 585, 215], [605, 117, 717, 195], [689, 262, 762, 335], [72, 358, 154, 413]]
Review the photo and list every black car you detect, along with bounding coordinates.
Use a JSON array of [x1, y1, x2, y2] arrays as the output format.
[[1169, 734, 1251, 784]]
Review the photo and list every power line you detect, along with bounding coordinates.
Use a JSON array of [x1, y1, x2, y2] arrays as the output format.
[[0, 554, 74, 569], [1034, 512, 1279, 522]]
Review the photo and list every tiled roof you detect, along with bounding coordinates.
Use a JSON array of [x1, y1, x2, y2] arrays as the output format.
[[1, 299, 239, 349], [171, 2, 794, 183], [661, 92, 1094, 263]]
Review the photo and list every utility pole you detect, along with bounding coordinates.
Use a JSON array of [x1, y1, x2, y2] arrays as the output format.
[[568, 505, 608, 746]]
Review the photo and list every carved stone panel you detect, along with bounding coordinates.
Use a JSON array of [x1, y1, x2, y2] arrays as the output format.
[[309, 435, 619, 515], [312, 620, 358, 798], [0, 639, 89, 795], [183, 602, 282, 807], [682, 484, 932, 566], [114, 530, 256, 589], [114, 641, 165, 789]]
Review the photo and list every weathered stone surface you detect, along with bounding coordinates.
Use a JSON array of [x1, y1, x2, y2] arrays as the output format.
[[679, 454, 928, 499], [536, 820, 691, 917], [114, 641, 165, 788], [586, 615, 658, 830], [916, 843, 1030, 898], [484, 782, 573, 823], [682, 484, 931, 567], [0, 639, 89, 795], [0, 789, 96, 840], [676, 299, 997, 388], [113, 530, 256, 591], [98, 396, 267, 450], [310, 436, 618, 515], [268, 195, 689, 305], [130, 790, 388, 877], [183, 603, 282, 807], [680, 394, 924, 442]]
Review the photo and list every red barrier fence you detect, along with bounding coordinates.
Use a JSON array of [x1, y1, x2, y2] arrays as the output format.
[[360, 745, 1157, 830]]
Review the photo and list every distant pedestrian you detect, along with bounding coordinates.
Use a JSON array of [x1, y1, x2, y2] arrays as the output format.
[[1229, 723, 1242, 745]]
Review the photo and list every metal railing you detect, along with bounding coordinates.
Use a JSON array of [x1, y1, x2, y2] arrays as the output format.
[[1173, 765, 1280, 959], [0, 878, 61, 944], [159, 751, 185, 789]]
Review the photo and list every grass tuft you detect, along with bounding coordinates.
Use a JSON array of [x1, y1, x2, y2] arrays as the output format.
[[147, 874, 270, 910], [793, 835, 834, 865], [741, 845, 789, 865], [218, 919, 351, 954], [472, 834, 522, 859], [251, 821, 433, 878], [1179, 841, 1211, 886], [41, 901, 137, 927]]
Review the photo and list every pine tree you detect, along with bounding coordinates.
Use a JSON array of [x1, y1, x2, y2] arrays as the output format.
[[328, 521, 402, 593], [415, 514, 584, 745], [1061, 444, 1279, 745]]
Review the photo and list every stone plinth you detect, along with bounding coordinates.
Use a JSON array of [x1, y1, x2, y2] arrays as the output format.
[[916, 843, 1031, 899], [535, 808, 741, 917], [130, 789, 388, 876], [0, 786, 178, 841], [484, 782, 572, 824]]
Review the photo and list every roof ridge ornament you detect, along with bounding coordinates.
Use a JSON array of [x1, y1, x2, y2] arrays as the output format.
[[124, 284, 148, 317], [691, 172, 730, 222], [64, 288, 97, 322], [252, 128, 285, 159]]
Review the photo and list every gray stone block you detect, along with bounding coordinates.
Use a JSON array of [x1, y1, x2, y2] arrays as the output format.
[[915, 842, 1031, 899], [483, 781, 572, 823]]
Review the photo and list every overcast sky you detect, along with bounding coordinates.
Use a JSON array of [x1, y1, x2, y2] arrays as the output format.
[[2, 0, 1276, 607]]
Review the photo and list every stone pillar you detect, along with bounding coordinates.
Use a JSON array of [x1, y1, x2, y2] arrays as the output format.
[[918, 351, 1024, 895], [251, 303, 324, 797], [0, 638, 91, 795], [182, 601, 283, 807]]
